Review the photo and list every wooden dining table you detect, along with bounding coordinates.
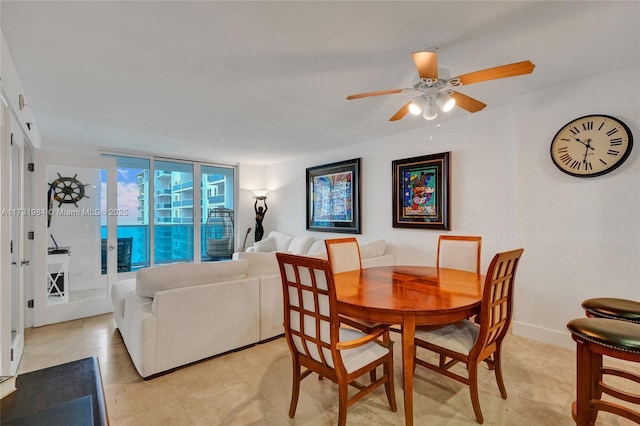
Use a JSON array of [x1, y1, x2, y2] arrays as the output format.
[[333, 265, 484, 426]]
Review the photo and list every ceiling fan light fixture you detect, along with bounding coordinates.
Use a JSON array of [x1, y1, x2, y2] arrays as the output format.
[[423, 101, 438, 120], [437, 92, 456, 112], [409, 96, 424, 115]]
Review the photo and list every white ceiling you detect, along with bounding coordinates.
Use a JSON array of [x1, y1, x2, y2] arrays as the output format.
[[2, 1, 639, 165]]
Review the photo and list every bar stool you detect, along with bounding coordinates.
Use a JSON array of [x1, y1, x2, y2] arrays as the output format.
[[582, 297, 640, 324], [566, 317, 640, 425]]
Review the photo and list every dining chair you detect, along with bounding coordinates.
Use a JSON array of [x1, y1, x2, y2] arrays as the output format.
[[324, 237, 363, 274], [437, 235, 482, 274], [324, 238, 390, 333], [276, 252, 397, 426], [413, 248, 524, 424], [324, 238, 391, 382]]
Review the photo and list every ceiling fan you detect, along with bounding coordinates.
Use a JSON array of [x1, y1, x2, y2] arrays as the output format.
[[346, 50, 535, 121]]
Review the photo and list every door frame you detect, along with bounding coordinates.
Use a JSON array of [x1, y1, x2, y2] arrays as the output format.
[[0, 95, 32, 375], [33, 149, 117, 327]]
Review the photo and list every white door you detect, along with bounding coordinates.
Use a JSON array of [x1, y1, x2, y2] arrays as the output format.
[[0, 101, 27, 375], [9, 120, 27, 374], [33, 150, 117, 326]]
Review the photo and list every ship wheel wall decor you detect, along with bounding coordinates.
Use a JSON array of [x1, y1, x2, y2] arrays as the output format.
[[49, 173, 90, 207]]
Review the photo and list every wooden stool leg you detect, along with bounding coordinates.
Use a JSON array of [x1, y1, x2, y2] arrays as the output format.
[[588, 345, 601, 424], [573, 340, 600, 425]]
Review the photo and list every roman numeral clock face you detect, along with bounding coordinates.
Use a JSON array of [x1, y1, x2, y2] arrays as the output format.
[[550, 114, 633, 177]]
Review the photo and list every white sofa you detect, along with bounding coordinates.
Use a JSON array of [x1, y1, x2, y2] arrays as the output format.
[[111, 259, 282, 378], [111, 232, 394, 378]]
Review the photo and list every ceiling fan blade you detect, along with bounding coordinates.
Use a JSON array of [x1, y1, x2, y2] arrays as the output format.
[[389, 102, 411, 121], [456, 60, 535, 86], [346, 89, 403, 100], [412, 51, 438, 79], [451, 91, 487, 113]]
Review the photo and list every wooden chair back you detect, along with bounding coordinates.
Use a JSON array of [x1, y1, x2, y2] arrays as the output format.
[[324, 237, 362, 274], [277, 252, 341, 370], [474, 248, 524, 356], [437, 235, 482, 274]]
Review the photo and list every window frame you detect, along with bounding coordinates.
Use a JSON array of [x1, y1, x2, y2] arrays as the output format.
[[101, 151, 238, 267]]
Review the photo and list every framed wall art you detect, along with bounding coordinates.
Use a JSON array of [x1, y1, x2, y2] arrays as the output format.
[[306, 158, 361, 233], [392, 152, 450, 230]]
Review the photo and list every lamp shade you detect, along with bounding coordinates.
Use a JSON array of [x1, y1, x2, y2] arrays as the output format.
[[436, 92, 456, 112], [252, 190, 269, 200], [409, 96, 425, 115]]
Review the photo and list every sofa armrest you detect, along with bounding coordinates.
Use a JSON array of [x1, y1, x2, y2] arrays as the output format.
[[122, 291, 157, 378], [111, 278, 136, 329]]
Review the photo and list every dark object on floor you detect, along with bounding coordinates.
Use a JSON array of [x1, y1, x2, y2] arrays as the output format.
[[0, 357, 108, 426]]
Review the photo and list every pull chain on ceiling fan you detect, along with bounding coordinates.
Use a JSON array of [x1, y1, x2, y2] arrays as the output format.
[[347, 50, 535, 121]]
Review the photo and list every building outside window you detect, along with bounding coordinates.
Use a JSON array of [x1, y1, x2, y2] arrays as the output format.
[[103, 154, 236, 271]]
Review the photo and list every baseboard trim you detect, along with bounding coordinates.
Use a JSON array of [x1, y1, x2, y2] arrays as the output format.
[[512, 320, 574, 350]]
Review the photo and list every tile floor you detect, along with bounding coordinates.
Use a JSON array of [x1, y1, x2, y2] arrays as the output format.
[[18, 314, 637, 425]]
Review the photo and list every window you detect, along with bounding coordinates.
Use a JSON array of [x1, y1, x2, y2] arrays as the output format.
[[101, 156, 150, 272], [102, 154, 236, 268], [154, 160, 193, 264], [201, 165, 235, 260]]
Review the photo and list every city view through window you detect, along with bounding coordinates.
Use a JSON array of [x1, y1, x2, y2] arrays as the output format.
[[102, 155, 235, 271]]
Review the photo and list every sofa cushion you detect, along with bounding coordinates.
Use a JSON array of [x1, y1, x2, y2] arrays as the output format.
[[288, 235, 315, 254], [268, 231, 295, 252], [360, 240, 386, 259], [254, 237, 276, 253], [307, 240, 326, 254], [233, 251, 280, 277], [136, 259, 249, 298]]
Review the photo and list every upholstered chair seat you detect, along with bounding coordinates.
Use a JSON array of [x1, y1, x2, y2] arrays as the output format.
[[581, 297, 640, 324]]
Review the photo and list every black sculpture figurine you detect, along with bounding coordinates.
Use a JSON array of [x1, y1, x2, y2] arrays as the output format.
[[254, 198, 268, 242]]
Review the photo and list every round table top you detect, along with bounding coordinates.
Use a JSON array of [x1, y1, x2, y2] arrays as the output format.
[[333, 265, 484, 323]]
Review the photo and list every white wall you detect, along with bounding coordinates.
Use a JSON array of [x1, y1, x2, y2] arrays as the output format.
[[237, 163, 267, 249], [1, 31, 42, 148], [513, 66, 640, 348], [261, 106, 518, 265], [245, 65, 640, 350]]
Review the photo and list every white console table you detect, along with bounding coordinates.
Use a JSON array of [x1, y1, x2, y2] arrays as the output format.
[[47, 252, 70, 304]]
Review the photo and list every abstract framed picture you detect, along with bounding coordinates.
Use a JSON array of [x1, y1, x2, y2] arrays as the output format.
[[306, 158, 361, 233], [392, 152, 450, 230]]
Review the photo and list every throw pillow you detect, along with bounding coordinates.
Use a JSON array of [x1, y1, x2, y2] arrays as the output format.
[[268, 231, 295, 251], [307, 240, 326, 254], [254, 237, 276, 253], [359, 240, 386, 259], [288, 235, 315, 254]]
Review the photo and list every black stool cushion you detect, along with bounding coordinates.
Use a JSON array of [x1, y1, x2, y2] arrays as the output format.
[[567, 318, 640, 354], [582, 297, 640, 324]]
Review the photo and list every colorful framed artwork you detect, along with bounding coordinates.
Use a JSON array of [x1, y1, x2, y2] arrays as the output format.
[[392, 152, 450, 230], [306, 158, 361, 233]]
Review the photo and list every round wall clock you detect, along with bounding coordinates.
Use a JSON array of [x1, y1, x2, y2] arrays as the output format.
[[550, 114, 633, 177]]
